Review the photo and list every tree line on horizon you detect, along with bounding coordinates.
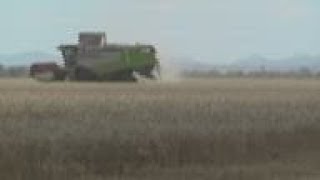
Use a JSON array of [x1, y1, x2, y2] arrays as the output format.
[[0, 64, 29, 77], [0, 63, 320, 79], [183, 66, 320, 78]]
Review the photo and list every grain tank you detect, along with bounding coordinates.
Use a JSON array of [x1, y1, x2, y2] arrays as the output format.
[[58, 32, 160, 81]]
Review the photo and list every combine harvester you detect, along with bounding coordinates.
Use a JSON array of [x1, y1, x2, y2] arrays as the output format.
[[30, 32, 160, 81]]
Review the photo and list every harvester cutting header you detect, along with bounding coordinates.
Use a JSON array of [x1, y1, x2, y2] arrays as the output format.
[[30, 32, 160, 81]]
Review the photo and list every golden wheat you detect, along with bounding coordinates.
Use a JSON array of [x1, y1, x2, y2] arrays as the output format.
[[0, 78, 319, 179]]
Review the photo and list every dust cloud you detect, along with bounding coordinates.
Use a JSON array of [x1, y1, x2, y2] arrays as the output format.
[[157, 55, 183, 82]]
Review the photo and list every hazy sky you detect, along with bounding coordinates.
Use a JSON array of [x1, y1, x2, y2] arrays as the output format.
[[1, 0, 319, 63]]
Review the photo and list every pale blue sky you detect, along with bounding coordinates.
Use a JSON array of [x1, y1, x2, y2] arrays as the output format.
[[1, 0, 319, 63]]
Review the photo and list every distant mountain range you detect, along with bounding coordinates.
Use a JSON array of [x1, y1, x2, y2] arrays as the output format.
[[230, 54, 320, 72], [171, 54, 320, 72], [1, 51, 320, 72]]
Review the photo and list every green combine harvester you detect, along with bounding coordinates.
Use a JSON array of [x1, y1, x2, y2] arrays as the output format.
[[30, 32, 160, 81]]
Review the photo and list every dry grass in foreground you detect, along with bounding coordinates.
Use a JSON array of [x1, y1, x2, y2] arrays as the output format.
[[0, 78, 320, 179]]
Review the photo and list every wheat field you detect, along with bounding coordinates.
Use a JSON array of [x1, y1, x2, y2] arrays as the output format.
[[0, 78, 319, 180]]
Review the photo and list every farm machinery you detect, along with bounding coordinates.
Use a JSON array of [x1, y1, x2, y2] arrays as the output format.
[[30, 32, 160, 81]]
